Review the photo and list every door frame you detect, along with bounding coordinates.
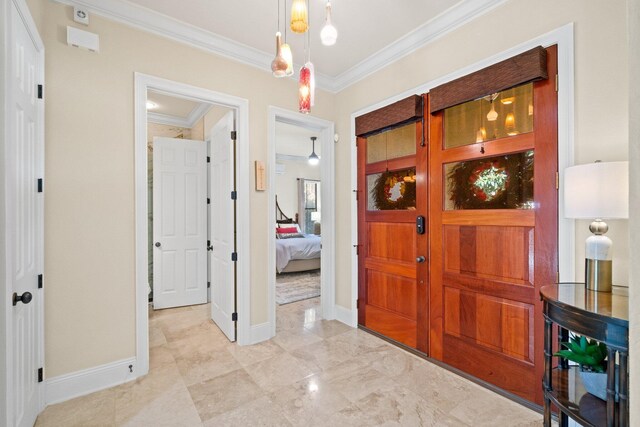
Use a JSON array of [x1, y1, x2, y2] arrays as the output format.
[[349, 23, 576, 327], [135, 74, 251, 378], [2, 0, 46, 423], [267, 106, 336, 337]]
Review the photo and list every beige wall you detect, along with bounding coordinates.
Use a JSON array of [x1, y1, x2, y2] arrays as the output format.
[[274, 159, 321, 222], [27, 0, 633, 388], [332, 0, 629, 308], [628, 0, 639, 424], [27, 0, 336, 377]]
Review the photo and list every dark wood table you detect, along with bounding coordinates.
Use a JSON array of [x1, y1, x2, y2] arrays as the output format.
[[540, 283, 629, 427]]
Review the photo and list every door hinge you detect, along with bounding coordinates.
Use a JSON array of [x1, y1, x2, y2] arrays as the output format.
[[207, 240, 212, 251], [231, 252, 237, 262], [557, 271, 560, 282], [555, 171, 559, 190], [38, 367, 43, 383], [231, 191, 237, 200], [37, 84, 43, 99], [231, 312, 238, 321], [352, 189, 359, 201], [207, 281, 210, 289], [356, 299, 360, 309], [38, 274, 43, 289], [37, 178, 43, 193], [207, 156, 210, 163], [555, 74, 558, 92], [207, 198, 210, 205], [230, 130, 237, 140], [353, 244, 360, 255]]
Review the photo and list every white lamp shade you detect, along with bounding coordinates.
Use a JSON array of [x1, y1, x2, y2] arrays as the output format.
[[564, 161, 628, 219], [310, 211, 321, 222]]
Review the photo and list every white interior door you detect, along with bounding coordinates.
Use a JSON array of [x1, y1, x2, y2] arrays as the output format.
[[8, 1, 44, 425], [153, 137, 207, 309], [209, 112, 236, 341]]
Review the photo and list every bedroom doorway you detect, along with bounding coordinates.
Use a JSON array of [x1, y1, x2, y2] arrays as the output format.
[[268, 107, 335, 338]]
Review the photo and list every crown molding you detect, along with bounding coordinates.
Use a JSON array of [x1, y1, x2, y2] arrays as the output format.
[[331, 0, 509, 92], [147, 112, 191, 128], [53, 0, 508, 93], [186, 102, 212, 127]]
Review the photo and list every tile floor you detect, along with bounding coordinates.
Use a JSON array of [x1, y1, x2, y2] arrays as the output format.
[[35, 298, 543, 426]]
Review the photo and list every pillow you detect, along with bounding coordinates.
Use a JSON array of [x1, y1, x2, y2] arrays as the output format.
[[276, 223, 302, 233], [276, 227, 298, 234], [277, 232, 304, 239]]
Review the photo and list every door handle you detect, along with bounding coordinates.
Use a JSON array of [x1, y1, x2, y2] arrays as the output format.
[[12, 292, 33, 306], [155, 242, 161, 248], [416, 256, 426, 263]]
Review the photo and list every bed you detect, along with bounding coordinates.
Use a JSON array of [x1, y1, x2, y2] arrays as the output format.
[[276, 196, 321, 273]]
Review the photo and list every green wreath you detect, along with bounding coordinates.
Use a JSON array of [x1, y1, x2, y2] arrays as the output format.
[[447, 151, 533, 209], [372, 169, 416, 210]]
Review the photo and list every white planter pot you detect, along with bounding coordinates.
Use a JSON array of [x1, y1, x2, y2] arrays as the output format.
[[580, 368, 618, 401]]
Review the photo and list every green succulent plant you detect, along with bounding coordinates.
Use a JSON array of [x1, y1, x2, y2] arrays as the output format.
[[554, 335, 607, 373]]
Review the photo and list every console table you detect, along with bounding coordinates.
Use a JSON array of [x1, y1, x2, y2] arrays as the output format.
[[540, 283, 629, 427]]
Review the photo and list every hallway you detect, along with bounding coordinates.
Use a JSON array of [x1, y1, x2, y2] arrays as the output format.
[[35, 298, 542, 426]]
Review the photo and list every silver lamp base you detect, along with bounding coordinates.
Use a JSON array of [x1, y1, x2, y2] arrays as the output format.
[[585, 258, 612, 292]]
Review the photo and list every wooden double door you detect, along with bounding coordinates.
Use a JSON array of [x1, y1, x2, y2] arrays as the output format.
[[357, 46, 558, 404]]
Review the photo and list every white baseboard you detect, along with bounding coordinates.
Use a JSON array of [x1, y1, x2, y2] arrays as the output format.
[[248, 322, 272, 345], [335, 304, 356, 328], [45, 357, 137, 405]]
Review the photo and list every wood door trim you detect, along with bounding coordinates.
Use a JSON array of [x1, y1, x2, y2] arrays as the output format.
[[441, 210, 535, 226], [440, 133, 535, 163], [365, 257, 416, 278], [365, 155, 416, 174]]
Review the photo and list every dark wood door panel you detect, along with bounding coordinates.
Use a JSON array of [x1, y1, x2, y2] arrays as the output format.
[[364, 304, 417, 348], [443, 335, 536, 400], [443, 225, 534, 286], [444, 287, 534, 362], [367, 222, 416, 262], [367, 269, 417, 319]]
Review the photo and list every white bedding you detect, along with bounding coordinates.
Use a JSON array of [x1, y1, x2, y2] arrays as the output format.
[[276, 234, 321, 273]]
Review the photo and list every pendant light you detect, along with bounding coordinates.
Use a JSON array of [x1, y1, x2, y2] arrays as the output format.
[[281, 0, 294, 76], [308, 136, 319, 165], [484, 93, 499, 121], [320, 1, 337, 46], [291, 0, 308, 33], [271, 0, 287, 77], [299, 0, 315, 114]]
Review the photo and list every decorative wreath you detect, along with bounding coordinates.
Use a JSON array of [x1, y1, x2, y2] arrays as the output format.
[[447, 152, 533, 209], [371, 168, 416, 210]]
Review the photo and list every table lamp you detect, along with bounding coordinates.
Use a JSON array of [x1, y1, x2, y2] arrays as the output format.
[[564, 161, 628, 292]]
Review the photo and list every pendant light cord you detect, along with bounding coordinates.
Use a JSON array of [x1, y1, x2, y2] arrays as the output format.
[[277, 0, 280, 32], [284, 0, 288, 43]]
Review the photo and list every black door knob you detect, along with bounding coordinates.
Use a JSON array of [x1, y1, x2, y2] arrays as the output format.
[[155, 242, 161, 248], [416, 256, 426, 263], [12, 292, 33, 306]]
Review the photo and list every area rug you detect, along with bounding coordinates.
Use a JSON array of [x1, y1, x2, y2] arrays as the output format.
[[276, 270, 320, 305]]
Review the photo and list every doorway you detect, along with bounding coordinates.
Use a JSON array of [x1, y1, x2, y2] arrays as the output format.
[[267, 107, 335, 338], [135, 74, 251, 378]]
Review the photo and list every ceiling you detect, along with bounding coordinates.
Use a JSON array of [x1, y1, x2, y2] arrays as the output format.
[[125, 0, 460, 77], [276, 122, 321, 158], [147, 91, 201, 118], [58, 0, 507, 92]]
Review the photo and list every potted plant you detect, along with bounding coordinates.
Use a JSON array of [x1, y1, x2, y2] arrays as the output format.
[[554, 335, 617, 401]]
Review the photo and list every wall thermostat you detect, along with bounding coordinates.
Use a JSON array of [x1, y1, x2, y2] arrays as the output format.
[[73, 6, 89, 25]]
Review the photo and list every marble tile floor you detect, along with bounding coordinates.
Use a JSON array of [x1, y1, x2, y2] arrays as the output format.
[[35, 298, 543, 426]]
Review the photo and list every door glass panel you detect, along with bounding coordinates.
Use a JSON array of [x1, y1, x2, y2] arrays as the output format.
[[367, 167, 416, 211], [366, 122, 416, 164], [444, 83, 534, 149], [444, 151, 534, 210]]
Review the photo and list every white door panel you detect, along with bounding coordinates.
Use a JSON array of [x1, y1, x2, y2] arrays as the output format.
[[209, 112, 236, 341], [153, 138, 207, 309], [9, 2, 43, 426]]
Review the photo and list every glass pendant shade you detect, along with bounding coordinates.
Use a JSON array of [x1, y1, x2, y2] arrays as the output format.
[[486, 102, 498, 121], [299, 64, 311, 114], [308, 136, 319, 165], [280, 43, 294, 76], [320, 1, 337, 46], [271, 32, 288, 77], [290, 0, 308, 33]]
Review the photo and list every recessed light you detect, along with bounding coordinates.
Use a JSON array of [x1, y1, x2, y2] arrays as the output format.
[[146, 101, 158, 110]]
